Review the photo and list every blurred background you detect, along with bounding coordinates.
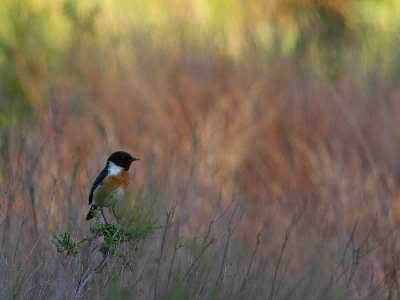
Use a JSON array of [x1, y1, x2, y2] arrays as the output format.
[[1, 0, 400, 298]]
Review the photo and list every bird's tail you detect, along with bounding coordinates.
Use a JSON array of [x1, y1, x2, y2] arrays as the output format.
[[86, 204, 98, 220]]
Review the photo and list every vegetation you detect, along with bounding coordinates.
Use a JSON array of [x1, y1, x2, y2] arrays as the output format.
[[1, 0, 400, 299]]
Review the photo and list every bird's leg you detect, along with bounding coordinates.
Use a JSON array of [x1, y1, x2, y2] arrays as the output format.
[[101, 209, 109, 225], [112, 206, 120, 224]]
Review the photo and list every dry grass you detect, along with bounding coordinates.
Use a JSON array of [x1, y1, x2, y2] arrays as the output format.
[[2, 2, 400, 298]]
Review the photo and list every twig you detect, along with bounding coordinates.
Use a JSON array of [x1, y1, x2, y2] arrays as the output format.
[[154, 199, 178, 298], [269, 197, 307, 300]]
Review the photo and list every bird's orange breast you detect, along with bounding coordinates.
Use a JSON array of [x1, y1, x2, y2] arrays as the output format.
[[103, 170, 130, 190], [92, 170, 131, 208]]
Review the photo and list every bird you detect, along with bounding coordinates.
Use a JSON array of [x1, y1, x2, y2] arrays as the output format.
[[86, 151, 140, 224]]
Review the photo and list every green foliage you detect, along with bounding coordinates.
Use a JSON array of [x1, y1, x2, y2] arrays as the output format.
[[0, 0, 398, 91], [106, 275, 131, 300], [52, 209, 161, 268], [158, 284, 190, 300], [92, 219, 160, 264], [52, 224, 87, 257]]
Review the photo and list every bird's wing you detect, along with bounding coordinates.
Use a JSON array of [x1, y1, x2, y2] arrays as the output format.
[[88, 167, 108, 205]]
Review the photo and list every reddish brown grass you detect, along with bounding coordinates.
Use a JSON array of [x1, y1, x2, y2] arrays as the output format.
[[1, 33, 400, 299]]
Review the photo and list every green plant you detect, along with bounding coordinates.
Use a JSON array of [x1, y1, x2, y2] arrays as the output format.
[[52, 209, 161, 269], [52, 224, 87, 257]]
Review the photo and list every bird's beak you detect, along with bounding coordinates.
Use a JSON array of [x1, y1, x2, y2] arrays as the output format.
[[131, 157, 140, 161]]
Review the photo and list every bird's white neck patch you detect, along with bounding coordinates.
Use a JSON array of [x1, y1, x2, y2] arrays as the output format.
[[108, 161, 123, 175]]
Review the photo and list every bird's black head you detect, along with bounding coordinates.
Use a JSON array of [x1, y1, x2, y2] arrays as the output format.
[[107, 151, 140, 171]]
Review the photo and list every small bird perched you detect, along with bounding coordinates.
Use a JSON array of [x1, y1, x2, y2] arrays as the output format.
[[86, 151, 140, 224]]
